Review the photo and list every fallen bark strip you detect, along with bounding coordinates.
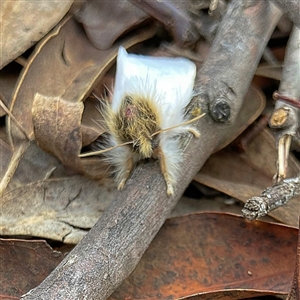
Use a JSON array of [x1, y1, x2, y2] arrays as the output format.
[[273, 0, 300, 28], [21, 1, 282, 299]]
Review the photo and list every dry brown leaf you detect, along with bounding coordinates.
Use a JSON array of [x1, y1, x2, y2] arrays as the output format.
[[81, 96, 107, 147], [0, 0, 73, 69], [0, 139, 12, 178], [74, 0, 149, 50], [255, 64, 282, 81], [287, 219, 300, 300], [0, 239, 64, 298], [32, 94, 91, 175], [0, 295, 19, 300], [32, 93, 107, 178], [8, 17, 156, 142], [0, 16, 157, 242], [213, 85, 266, 152], [5, 143, 63, 191], [130, 0, 202, 47], [180, 290, 283, 299], [0, 176, 116, 243], [194, 128, 300, 226], [109, 213, 297, 299]]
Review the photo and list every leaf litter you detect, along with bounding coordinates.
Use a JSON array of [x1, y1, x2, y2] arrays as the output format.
[[0, 1, 299, 299]]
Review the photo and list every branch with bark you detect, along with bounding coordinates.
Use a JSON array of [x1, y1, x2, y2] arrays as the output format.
[[269, 26, 300, 181], [242, 176, 300, 221], [21, 1, 282, 299], [273, 0, 300, 28]]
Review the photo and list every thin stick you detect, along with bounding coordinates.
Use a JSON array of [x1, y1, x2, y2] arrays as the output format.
[[0, 141, 31, 197], [242, 175, 300, 221], [0, 95, 32, 142], [14, 56, 28, 67]]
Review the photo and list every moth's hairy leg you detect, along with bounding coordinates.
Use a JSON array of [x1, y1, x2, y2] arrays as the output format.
[[117, 155, 134, 190], [154, 146, 175, 196]]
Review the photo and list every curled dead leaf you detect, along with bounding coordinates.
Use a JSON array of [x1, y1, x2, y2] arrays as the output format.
[[7, 16, 156, 178]]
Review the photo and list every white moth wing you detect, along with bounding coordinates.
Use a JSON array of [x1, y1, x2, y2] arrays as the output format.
[[112, 47, 196, 129]]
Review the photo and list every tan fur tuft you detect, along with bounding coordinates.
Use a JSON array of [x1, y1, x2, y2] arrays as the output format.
[[104, 94, 161, 158]]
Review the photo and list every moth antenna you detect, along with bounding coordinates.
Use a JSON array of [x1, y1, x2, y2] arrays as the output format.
[[79, 141, 134, 157], [151, 113, 206, 138]]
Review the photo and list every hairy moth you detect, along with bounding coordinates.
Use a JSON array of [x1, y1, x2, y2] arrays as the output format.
[[83, 47, 203, 196]]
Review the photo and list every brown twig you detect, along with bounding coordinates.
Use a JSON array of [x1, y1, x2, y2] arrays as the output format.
[[21, 1, 283, 299], [242, 175, 300, 221]]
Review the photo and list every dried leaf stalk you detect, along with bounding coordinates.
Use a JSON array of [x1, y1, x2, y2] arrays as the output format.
[[21, 1, 282, 299]]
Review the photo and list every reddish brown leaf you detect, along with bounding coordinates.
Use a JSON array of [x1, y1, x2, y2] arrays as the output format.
[[0, 295, 19, 300], [109, 213, 297, 300], [180, 289, 282, 300], [287, 219, 300, 300], [0, 239, 64, 298]]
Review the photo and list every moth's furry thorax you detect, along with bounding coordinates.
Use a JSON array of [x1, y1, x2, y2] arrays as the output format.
[[105, 94, 161, 158]]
